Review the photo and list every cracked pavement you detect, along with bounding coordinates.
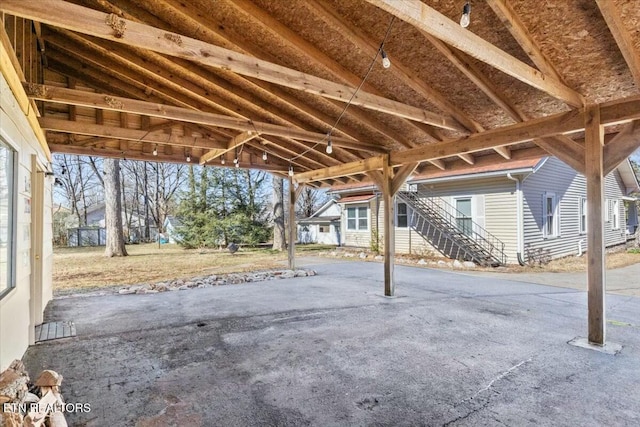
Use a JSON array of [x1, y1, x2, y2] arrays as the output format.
[[23, 261, 640, 426]]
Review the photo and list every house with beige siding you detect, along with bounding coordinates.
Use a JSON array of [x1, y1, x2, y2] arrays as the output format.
[[329, 157, 639, 265]]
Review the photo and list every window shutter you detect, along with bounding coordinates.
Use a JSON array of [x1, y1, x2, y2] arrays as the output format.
[[473, 195, 486, 231]]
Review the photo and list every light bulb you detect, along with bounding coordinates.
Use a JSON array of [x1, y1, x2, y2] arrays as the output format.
[[233, 157, 238, 164], [460, 2, 471, 28], [235, 162, 239, 168], [288, 165, 294, 177], [221, 158, 225, 165], [326, 139, 333, 154], [381, 49, 391, 69], [186, 155, 191, 163], [263, 151, 268, 161], [152, 146, 158, 156]]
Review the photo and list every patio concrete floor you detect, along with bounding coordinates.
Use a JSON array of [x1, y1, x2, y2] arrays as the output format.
[[24, 261, 640, 426]]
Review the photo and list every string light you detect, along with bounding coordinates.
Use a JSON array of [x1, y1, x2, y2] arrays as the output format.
[[152, 145, 158, 156], [233, 157, 238, 164], [186, 153, 191, 163], [235, 162, 239, 168], [263, 151, 268, 161], [460, 2, 471, 28], [380, 48, 391, 69], [326, 136, 333, 154], [288, 164, 294, 177], [221, 157, 225, 165]]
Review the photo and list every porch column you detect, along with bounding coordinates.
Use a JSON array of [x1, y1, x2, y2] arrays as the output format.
[[288, 176, 297, 270], [382, 158, 395, 296], [585, 105, 606, 345]]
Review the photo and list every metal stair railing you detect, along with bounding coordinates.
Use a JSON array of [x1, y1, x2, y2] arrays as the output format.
[[397, 191, 507, 266]]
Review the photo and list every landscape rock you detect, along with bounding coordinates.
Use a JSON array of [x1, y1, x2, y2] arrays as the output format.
[[453, 260, 463, 269], [118, 288, 136, 295], [417, 259, 427, 265], [463, 261, 476, 269], [437, 260, 448, 266], [374, 255, 384, 261], [358, 252, 367, 259], [0, 360, 30, 403]]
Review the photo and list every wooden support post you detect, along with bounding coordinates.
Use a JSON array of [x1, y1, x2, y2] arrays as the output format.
[[288, 176, 297, 270], [381, 156, 395, 296], [585, 105, 606, 345]]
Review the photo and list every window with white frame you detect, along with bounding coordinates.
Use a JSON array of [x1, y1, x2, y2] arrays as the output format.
[[0, 139, 16, 298], [346, 206, 368, 231], [455, 198, 473, 236], [543, 192, 559, 238], [579, 197, 587, 234], [396, 202, 409, 228], [612, 199, 620, 230]]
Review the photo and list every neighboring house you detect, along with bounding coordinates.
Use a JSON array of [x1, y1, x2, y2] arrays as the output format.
[[329, 157, 640, 265], [297, 199, 341, 245], [73, 203, 158, 244], [163, 216, 183, 244]]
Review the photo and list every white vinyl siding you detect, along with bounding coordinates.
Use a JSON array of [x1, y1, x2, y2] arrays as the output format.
[[523, 157, 628, 260]]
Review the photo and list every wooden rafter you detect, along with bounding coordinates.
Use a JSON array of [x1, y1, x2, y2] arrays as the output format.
[[26, 85, 387, 153], [0, 0, 466, 131], [39, 117, 228, 149], [366, 0, 584, 108], [486, 0, 566, 83], [199, 131, 259, 165], [596, 0, 640, 87]]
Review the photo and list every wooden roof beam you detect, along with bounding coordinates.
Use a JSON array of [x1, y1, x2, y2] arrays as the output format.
[[199, 131, 259, 165], [295, 156, 385, 184], [0, 0, 465, 131], [486, 0, 567, 84], [596, 0, 640, 86], [603, 121, 640, 175], [305, 0, 480, 133], [26, 85, 387, 153], [39, 117, 227, 150], [366, 0, 584, 108]]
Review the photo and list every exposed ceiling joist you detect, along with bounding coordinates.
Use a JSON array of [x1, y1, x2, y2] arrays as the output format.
[[366, 0, 584, 108], [39, 117, 227, 150], [199, 131, 259, 165], [25, 84, 387, 153], [0, 0, 466, 131]]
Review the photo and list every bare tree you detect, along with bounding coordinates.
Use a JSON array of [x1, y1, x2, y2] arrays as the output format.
[[296, 187, 327, 218], [53, 154, 102, 225], [272, 175, 286, 251], [104, 158, 128, 257]]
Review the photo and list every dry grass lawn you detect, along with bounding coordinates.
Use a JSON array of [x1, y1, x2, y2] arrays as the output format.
[[53, 243, 330, 293]]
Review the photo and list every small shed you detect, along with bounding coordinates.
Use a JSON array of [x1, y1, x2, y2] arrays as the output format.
[[297, 199, 341, 246]]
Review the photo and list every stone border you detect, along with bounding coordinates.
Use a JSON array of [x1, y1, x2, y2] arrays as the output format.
[[117, 269, 317, 295]]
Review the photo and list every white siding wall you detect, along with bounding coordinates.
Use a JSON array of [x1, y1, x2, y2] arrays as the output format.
[[522, 157, 628, 260], [412, 178, 518, 262], [0, 73, 53, 371], [341, 199, 376, 248]]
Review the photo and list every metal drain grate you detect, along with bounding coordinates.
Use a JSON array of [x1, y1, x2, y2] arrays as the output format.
[[35, 321, 76, 342]]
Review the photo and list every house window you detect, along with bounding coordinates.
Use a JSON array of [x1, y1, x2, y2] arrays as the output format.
[[612, 199, 620, 230], [396, 202, 408, 228], [543, 193, 559, 238], [455, 198, 473, 236], [579, 197, 587, 234], [0, 140, 16, 298], [319, 225, 328, 233], [347, 206, 368, 231]]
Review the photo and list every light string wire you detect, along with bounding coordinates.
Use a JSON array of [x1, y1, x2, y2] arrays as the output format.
[[288, 16, 396, 165]]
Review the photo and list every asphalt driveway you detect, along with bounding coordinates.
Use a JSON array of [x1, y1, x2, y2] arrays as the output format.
[[23, 261, 640, 426]]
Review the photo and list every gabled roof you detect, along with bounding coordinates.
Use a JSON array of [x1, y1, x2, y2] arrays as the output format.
[[306, 199, 339, 219], [617, 159, 640, 195]]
